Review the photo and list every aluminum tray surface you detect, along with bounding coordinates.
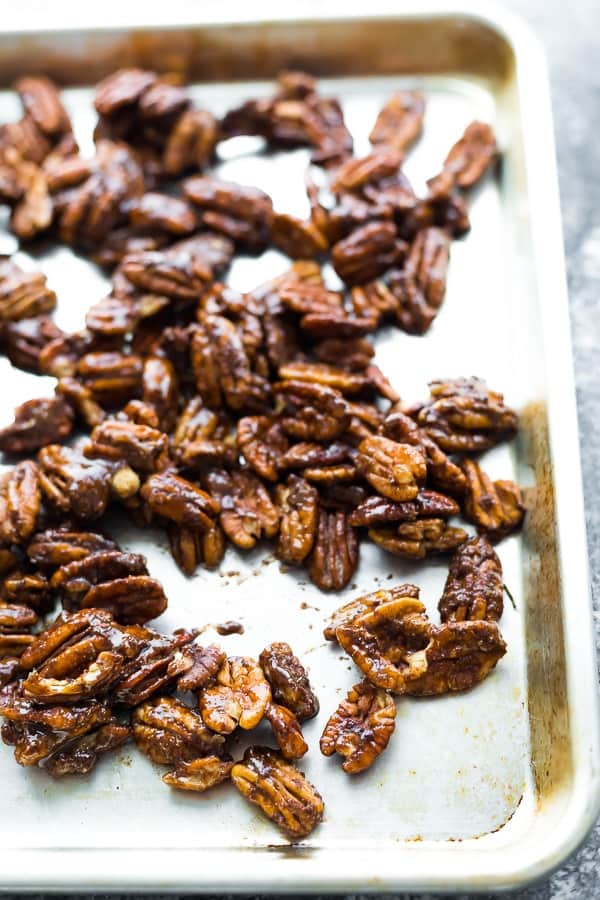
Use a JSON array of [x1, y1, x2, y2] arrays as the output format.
[[0, 3, 597, 893]]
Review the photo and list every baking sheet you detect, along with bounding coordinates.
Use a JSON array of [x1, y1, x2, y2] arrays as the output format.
[[0, 3, 597, 892]]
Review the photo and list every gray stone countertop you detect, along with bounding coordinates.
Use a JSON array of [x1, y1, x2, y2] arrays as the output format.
[[4, 0, 600, 898]]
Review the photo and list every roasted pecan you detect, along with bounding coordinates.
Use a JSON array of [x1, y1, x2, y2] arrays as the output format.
[[4, 315, 63, 373], [44, 720, 130, 778], [369, 519, 467, 559], [308, 509, 358, 591], [275, 475, 319, 565], [85, 294, 138, 337], [163, 755, 233, 792], [275, 379, 350, 442], [86, 419, 168, 474], [237, 416, 288, 482], [176, 643, 226, 692], [9, 154, 53, 240], [320, 680, 396, 773], [313, 337, 375, 371], [204, 468, 279, 550], [199, 656, 271, 734], [0, 658, 20, 686], [231, 746, 324, 839], [0, 397, 73, 454], [349, 489, 459, 527], [15, 76, 71, 137], [391, 227, 450, 334], [324, 583, 420, 641], [259, 642, 319, 720], [163, 108, 218, 176], [351, 280, 399, 325], [183, 175, 273, 252], [77, 351, 143, 406], [336, 594, 506, 694], [127, 192, 197, 234], [460, 459, 524, 540], [0, 461, 40, 546], [55, 377, 106, 428], [111, 628, 195, 706], [37, 445, 110, 520], [27, 528, 119, 568], [39, 331, 94, 379], [265, 702, 308, 760], [357, 435, 426, 502], [141, 356, 178, 433], [0, 259, 56, 322], [198, 314, 272, 413], [331, 221, 403, 286], [428, 121, 497, 197], [132, 695, 224, 765], [0, 602, 37, 634], [439, 535, 503, 622], [272, 212, 328, 259], [168, 522, 226, 574], [278, 361, 370, 397], [415, 378, 518, 452], [94, 69, 158, 117], [382, 408, 466, 495], [369, 91, 425, 153], [2, 572, 49, 612], [331, 147, 403, 193], [141, 471, 219, 531]]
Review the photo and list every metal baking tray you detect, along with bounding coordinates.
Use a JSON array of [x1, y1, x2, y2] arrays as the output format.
[[0, 1, 598, 893]]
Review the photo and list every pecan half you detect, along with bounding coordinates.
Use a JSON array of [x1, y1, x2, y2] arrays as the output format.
[[382, 408, 466, 495], [15, 76, 71, 137], [176, 643, 226, 693], [86, 419, 169, 474], [127, 192, 197, 235], [320, 680, 396, 773], [2, 572, 50, 611], [163, 756, 234, 792], [44, 720, 130, 778], [357, 435, 426, 502], [4, 315, 63, 373], [163, 108, 218, 176], [168, 522, 226, 574], [0, 397, 73, 454], [331, 221, 403, 286], [460, 459, 525, 540], [391, 227, 450, 334], [27, 528, 118, 568], [132, 695, 224, 765], [275, 379, 350, 442], [265, 702, 308, 760], [141, 471, 219, 531], [439, 536, 503, 622], [324, 583, 420, 641], [204, 468, 279, 550], [38, 445, 110, 520], [77, 351, 143, 406], [428, 121, 497, 197], [231, 746, 324, 839], [237, 416, 288, 482], [272, 213, 328, 259], [0, 460, 40, 545], [183, 175, 273, 252], [368, 519, 467, 559], [308, 509, 358, 591], [369, 91, 425, 153], [199, 656, 271, 734], [259, 642, 319, 720], [110, 628, 195, 706], [349, 489, 459, 527], [275, 475, 319, 565], [0, 260, 56, 322]]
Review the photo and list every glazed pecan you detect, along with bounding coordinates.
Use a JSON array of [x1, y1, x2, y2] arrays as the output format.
[[259, 642, 319, 720], [15, 76, 71, 137], [231, 746, 324, 839], [0, 658, 20, 686], [176, 643, 226, 692], [349, 489, 459, 527], [382, 408, 466, 495], [77, 351, 143, 407], [127, 192, 197, 235], [0, 602, 37, 634], [331, 221, 403, 286], [44, 720, 130, 778], [27, 528, 119, 568], [320, 680, 396, 773], [111, 628, 196, 706], [357, 435, 426, 502], [37, 445, 111, 520], [94, 69, 158, 117], [391, 227, 450, 334], [460, 459, 525, 540], [9, 154, 53, 240], [204, 468, 279, 550], [141, 357, 178, 433], [141, 471, 219, 531], [415, 378, 518, 452], [199, 656, 271, 734], [132, 695, 224, 765], [4, 315, 64, 373], [0, 397, 73, 454], [0, 460, 40, 545], [324, 583, 420, 641], [84, 294, 138, 337], [275, 379, 350, 441], [168, 522, 226, 574], [0, 259, 56, 322], [198, 314, 272, 413], [278, 361, 370, 397], [272, 212, 328, 259], [336, 594, 506, 694], [183, 175, 273, 252], [369, 91, 425, 153], [313, 337, 375, 371], [86, 419, 168, 474], [428, 121, 497, 197], [330, 147, 402, 193], [163, 108, 218, 176], [265, 702, 308, 760], [368, 518, 467, 559], [308, 509, 358, 591], [439, 535, 503, 622], [2, 571, 50, 611], [275, 475, 319, 565], [351, 280, 399, 325], [237, 416, 288, 482], [163, 755, 233, 792]]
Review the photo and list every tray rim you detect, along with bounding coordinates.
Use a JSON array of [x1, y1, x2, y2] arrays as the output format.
[[0, 0, 598, 892]]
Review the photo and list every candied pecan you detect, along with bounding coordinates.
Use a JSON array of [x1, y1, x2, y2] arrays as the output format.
[[127, 192, 197, 235], [259, 642, 319, 720], [0, 634, 35, 659], [231, 746, 324, 839], [382, 408, 466, 495], [163, 755, 233, 792], [265, 702, 308, 760], [369, 518, 467, 559], [141, 471, 219, 531], [275, 476, 319, 566], [15, 76, 71, 137], [86, 420, 168, 474], [278, 361, 370, 397], [27, 528, 119, 568], [351, 280, 399, 325], [416, 377, 518, 452], [199, 656, 271, 734], [299, 310, 378, 340], [168, 521, 226, 574], [272, 212, 328, 259], [0, 658, 20, 686], [313, 337, 375, 371], [237, 416, 288, 482], [55, 377, 106, 428], [0, 116, 51, 164], [428, 121, 497, 197], [111, 628, 195, 706], [132, 695, 224, 765], [137, 79, 189, 121], [320, 680, 396, 773], [324, 583, 420, 641], [4, 315, 63, 373], [369, 91, 425, 153], [0, 460, 40, 545], [200, 314, 272, 413], [0, 259, 56, 322], [141, 356, 178, 433], [9, 154, 53, 240], [39, 331, 94, 379], [0, 397, 73, 454], [0, 602, 37, 633], [439, 535, 503, 622], [50, 547, 145, 599], [163, 108, 218, 176], [37, 445, 110, 520], [331, 147, 403, 193], [349, 489, 459, 527], [176, 643, 226, 692], [460, 459, 524, 540], [76, 576, 167, 624], [391, 227, 450, 334], [85, 293, 139, 337], [279, 281, 343, 318], [331, 221, 403, 287], [357, 435, 426, 502], [275, 379, 350, 442], [77, 351, 143, 406], [183, 175, 273, 252], [44, 720, 130, 778], [94, 69, 158, 116], [308, 509, 358, 591], [204, 468, 279, 550], [336, 594, 506, 694], [2, 572, 49, 611]]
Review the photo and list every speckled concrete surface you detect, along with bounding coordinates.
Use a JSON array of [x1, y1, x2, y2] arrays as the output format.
[[3, 0, 600, 898]]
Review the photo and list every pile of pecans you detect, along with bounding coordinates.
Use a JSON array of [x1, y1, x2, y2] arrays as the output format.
[[0, 68, 523, 840]]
